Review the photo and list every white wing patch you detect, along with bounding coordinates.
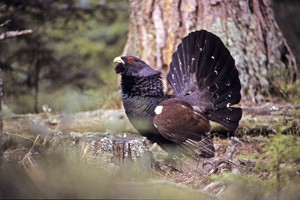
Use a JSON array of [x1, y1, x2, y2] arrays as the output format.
[[154, 105, 163, 115]]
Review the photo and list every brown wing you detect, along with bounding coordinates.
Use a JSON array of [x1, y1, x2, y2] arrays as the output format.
[[153, 99, 210, 144], [153, 99, 214, 157]]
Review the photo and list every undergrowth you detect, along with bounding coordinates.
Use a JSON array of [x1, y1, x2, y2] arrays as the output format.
[[216, 134, 300, 200]]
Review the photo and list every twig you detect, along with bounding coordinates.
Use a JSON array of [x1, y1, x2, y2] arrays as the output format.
[[4, 132, 36, 143], [0, 29, 32, 41], [0, 19, 11, 27], [16, 135, 40, 172]]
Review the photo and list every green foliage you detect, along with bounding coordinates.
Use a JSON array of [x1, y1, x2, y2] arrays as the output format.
[[256, 134, 300, 189], [286, 80, 300, 105], [0, 0, 128, 113], [273, 117, 294, 134], [217, 134, 300, 200], [38, 86, 121, 113]]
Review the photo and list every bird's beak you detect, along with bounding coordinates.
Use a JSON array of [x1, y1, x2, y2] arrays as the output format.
[[113, 56, 125, 64], [114, 56, 125, 74]]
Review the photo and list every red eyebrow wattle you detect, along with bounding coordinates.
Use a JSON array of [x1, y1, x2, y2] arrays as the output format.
[[127, 57, 135, 62]]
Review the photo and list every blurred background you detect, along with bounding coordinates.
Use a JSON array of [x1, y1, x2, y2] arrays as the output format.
[[0, 0, 299, 114]]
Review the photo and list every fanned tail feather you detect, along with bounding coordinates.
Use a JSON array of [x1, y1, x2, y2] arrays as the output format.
[[167, 30, 242, 131]]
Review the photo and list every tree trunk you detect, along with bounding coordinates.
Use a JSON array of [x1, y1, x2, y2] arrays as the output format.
[[123, 0, 298, 104], [0, 29, 32, 162], [0, 76, 2, 164]]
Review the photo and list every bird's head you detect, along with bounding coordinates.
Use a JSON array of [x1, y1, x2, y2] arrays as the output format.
[[113, 56, 161, 77]]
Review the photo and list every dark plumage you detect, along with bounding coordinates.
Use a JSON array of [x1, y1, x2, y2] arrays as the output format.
[[113, 30, 242, 158]]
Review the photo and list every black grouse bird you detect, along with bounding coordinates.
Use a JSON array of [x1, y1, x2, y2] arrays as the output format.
[[113, 30, 242, 158]]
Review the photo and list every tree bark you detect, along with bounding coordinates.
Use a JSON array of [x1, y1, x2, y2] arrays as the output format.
[[0, 76, 2, 164], [123, 0, 298, 104]]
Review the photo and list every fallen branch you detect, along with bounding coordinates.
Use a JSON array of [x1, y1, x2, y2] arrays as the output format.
[[0, 29, 32, 41]]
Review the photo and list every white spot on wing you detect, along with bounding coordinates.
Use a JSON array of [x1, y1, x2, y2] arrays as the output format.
[[154, 123, 158, 128], [211, 56, 215, 59], [155, 106, 163, 115]]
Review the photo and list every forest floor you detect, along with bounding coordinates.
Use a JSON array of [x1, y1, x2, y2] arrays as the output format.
[[0, 103, 300, 199]]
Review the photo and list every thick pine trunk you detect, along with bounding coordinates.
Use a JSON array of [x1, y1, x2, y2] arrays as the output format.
[[123, 0, 298, 104]]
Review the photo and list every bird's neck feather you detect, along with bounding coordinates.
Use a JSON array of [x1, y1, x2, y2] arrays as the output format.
[[120, 75, 168, 143], [120, 74, 164, 125], [121, 75, 164, 98]]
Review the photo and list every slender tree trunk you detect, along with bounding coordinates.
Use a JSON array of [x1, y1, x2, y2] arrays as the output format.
[[34, 60, 41, 113], [0, 75, 3, 165], [0, 28, 32, 163], [123, 0, 298, 104]]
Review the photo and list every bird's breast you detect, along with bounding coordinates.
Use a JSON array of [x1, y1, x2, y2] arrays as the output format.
[[122, 96, 160, 132]]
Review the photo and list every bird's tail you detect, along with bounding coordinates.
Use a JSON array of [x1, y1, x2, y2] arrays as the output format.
[[167, 30, 242, 131]]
